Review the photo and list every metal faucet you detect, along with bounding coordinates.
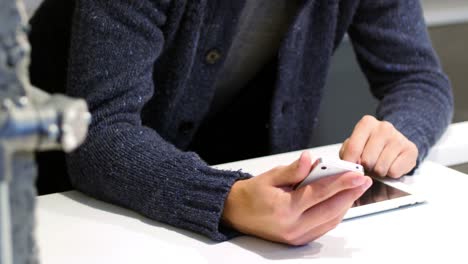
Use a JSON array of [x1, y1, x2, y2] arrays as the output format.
[[0, 0, 91, 263]]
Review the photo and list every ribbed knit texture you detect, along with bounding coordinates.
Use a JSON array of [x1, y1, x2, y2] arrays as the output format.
[[63, 0, 452, 241]]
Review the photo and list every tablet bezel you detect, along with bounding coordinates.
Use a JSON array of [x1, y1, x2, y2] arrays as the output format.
[[344, 177, 425, 220]]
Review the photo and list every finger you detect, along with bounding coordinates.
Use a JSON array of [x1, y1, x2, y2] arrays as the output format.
[[387, 149, 417, 178], [372, 137, 404, 177], [292, 172, 370, 213], [361, 122, 395, 171], [293, 212, 346, 246], [268, 151, 313, 187], [294, 177, 372, 233], [285, 180, 372, 245], [341, 115, 378, 163], [340, 139, 362, 164]]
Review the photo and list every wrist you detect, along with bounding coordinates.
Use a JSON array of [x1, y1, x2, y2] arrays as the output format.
[[221, 179, 248, 229]]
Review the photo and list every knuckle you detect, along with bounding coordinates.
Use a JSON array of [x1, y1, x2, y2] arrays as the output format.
[[387, 166, 401, 178], [343, 142, 361, 160], [361, 115, 376, 125], [395, 136, 406, 149], [380, 121, 394, 131], [360, 155, 373, 169], [373, 163, 387, 176], [377, 123, 395, 141]]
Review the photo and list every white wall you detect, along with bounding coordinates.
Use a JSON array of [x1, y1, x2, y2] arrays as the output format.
[[422, 0, 468, 26]]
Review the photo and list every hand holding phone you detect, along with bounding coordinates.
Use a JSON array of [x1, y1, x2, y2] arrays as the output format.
[[294, 157, 364, 189]]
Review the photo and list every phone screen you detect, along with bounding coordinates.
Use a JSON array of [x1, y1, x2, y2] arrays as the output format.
[[352, 179, 410, 207]]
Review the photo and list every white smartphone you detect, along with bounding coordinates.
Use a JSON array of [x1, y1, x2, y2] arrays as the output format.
[[294, 157, 364, 189]]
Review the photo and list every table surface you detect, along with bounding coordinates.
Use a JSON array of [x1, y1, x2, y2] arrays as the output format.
[[36, 141, 468, 263]]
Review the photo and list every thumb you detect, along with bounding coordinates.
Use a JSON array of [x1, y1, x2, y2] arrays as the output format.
[[270, 151, 313, 187]]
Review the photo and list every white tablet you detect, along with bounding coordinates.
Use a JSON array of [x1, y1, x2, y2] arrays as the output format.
[[344, 176, 425, 220]]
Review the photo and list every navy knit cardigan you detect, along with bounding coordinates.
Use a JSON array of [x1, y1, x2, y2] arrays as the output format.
[[39, 0, 453, 241]]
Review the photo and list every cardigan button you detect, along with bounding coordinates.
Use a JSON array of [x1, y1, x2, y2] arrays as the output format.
[[205, 49, 222, 65], [178, 121, 194, 135]]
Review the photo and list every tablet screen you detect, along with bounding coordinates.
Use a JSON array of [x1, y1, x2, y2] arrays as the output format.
[[352, 179, 411, 207]]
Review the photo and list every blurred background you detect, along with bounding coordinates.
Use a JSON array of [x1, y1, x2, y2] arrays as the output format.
[[312, 0, 468, 173], [22, 0, 468, 174]]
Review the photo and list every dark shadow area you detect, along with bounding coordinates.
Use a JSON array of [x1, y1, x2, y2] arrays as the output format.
[[28, 0, 75, 194]]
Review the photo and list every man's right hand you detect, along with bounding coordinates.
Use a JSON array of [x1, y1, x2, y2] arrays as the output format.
[[221, 151, 372, 246]]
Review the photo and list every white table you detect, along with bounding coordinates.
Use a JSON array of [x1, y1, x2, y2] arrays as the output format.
[[36, 121, 468, 263]]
